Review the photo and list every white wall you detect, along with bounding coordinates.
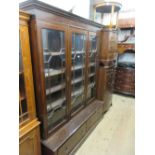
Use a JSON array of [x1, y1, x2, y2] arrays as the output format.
[[19, 0, 135, 19], [119, 0, 135, 19], [92, 0, 135, 19], [19, 0, 90, 19], [93, 0, 135, 11]]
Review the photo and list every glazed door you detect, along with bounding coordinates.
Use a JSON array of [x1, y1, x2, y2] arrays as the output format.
[[69, 28, 87, 114], [19, 37, 29, 126], [40, 24, 68, 132], [19, 25, 36, 126], [87, 33, 98, 102]]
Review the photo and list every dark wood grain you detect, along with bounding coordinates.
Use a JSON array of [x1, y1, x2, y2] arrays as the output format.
[[42, 100, 103, 155], [20, 1, 117, 154], [114, 67, 135, 96], [20, 0, 102, 140], [96, 60, 115, 113], [19, 0, 103, 28], [99, 29, 117, 60]]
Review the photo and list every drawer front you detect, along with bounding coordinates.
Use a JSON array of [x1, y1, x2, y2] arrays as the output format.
[[115, 85, 135, 92], [116, 69, 134, 75], [116, 69, 135, 75], [116, 71, 134, 77], [115, 79, 135, 86], [115, 73, 134, 80], [115, 83, 134, 88], [86, 112, 98, 131], [58, 123, 86, 155]]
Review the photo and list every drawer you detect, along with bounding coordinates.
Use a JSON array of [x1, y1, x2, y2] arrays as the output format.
[[115, 85, 134, 92], [115, 70, 135, 80], [58, 123, 86, 155], [115, 79, 135, 85], [122, 84, 134, 89], [116, 69, 134, 75], [116, 68, 135, 74], [115, 83, 134, 89], [121, 87, 135, 93], [115, 79, 135, 86], [115, 73, 134, 80], [86, 111, 98, 131]]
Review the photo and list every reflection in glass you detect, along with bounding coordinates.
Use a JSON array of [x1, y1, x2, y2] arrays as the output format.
[[42, 28, 67, 131], [71, 32, 86, 113], [19, 38, 29, 123], [87, 35, 97, 102]]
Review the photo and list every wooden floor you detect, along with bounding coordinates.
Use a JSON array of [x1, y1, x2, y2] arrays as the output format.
[[75, 94, 135, 155]]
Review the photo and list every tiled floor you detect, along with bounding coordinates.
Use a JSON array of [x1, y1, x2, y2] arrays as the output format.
[[75, 94, 135, 155]]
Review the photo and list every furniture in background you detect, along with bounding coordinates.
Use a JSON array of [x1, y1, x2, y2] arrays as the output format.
[[117, 18, 135, 54], [118, 18, 135, 29], [114, 18, 135, 96], [114, 51, 135, 96], [20, 0, 106, 154], [19, 11, 41, 155]]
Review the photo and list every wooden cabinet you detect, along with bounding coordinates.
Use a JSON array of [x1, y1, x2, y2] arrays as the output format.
[[114, 67, 135, 96], [97, 62, 115, 113], [97, 28, 117, 112], [19, 0, 119, 154], [114, 39, 135, 96], [20, 0, 102, 140], [19, 11, 41, 155]]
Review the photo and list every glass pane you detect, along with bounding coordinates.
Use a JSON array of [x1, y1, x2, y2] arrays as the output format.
[[71, 32, 86, 113], [42, 28, 67, 131], [21, 99, 28, 113], [87, 35, 97, 101], [19, 74, 26, 99], [19, 38, 29, 124]]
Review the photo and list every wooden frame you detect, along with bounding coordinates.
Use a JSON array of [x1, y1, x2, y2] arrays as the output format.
[[35, 21, 69, 138], [19, 10, 41, 155], [30, 20, 100, 139], [68, 27, 88, 117], [20, 0, 101, 139], [19, 1, 118, 154]]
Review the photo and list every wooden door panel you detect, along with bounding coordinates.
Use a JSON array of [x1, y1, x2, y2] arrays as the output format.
[[19, 127, 40, 155]]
